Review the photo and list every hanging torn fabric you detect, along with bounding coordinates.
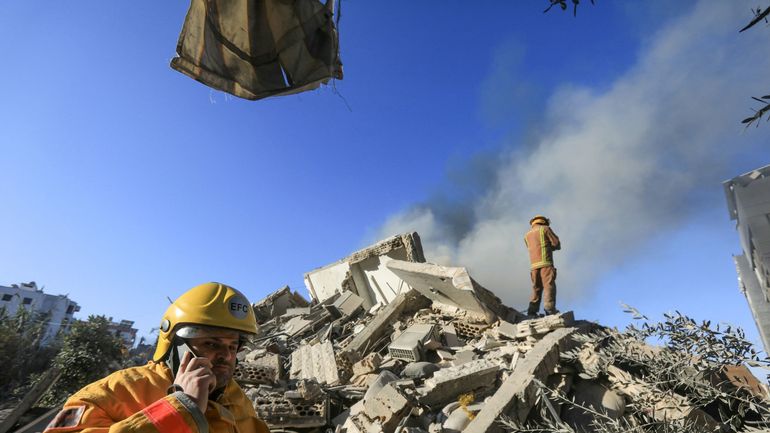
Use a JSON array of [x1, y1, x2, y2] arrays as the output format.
[[171, 0, 343, 101]]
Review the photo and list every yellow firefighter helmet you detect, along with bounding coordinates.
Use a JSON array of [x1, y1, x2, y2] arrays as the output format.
[[153, 282, 258, 361], [530, 215, 550, 226]]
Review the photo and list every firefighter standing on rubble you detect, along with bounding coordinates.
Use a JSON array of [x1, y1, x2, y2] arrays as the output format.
[[44, 282, 270, 433], [524, 215, 561, 316]]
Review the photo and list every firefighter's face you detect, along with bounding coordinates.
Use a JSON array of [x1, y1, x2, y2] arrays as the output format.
[[188, 331, 240, 389]]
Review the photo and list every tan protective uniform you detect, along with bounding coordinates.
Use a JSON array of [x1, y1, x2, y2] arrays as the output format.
[[524, 223, 561, 315], [44, 361, 269, 433]]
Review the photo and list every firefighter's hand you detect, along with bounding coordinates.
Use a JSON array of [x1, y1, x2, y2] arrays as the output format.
[[174, 351, 216, 413]]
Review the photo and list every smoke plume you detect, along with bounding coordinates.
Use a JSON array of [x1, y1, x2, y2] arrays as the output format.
[[380, 1, 768, 310]]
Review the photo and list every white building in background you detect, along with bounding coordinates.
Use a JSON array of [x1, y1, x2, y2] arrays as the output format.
[[107, 318, 138, 348], [0, 281, 81, 344], [724, 164, 770, 354]]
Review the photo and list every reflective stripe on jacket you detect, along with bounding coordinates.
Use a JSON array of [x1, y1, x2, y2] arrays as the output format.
[[44, 361, 269, 433], [524, 224, 561, 270]]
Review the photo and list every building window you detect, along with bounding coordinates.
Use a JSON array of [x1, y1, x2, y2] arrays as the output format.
[[1, 294, 11, 302], [66, 305, 75, 314], [22, 297, 32, 305]]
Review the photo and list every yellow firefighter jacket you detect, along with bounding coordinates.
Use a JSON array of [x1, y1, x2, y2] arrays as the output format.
[[524, 223, 561, 270], [44, 361, 269, 433]]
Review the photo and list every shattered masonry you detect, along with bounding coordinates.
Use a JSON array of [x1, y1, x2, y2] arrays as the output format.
[[303, 232, 425, 308], [237, 232, 770, 433]]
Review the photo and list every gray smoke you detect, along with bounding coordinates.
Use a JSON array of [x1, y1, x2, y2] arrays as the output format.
[[379, 1, 768, 309]]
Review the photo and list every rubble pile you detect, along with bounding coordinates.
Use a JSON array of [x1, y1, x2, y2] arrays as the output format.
[[235, 233, 770, 433]]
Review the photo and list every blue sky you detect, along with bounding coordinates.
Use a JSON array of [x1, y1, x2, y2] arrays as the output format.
[[1, 1, 767, 352]]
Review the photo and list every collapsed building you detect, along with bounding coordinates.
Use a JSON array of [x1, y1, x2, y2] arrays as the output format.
[[236, 233, 770, 433]]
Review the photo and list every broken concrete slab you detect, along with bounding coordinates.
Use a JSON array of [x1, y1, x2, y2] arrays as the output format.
[[248, 387, 329, 429], [512, 311, 575, 339], [451, 350, 476, 366], [304, 232, 425, 308], [290, 340, 340, 385], [463, 327, 578, 433], [332, 290, 365, 317], [442, 323, 463, 348], [283, 315, 312, 337], [418, 360, 500, 407], [364, 383, 412, 433], [352, 353, 383, 377], [341, 289, 430, 357], [282, 307, 311, 318], [497, 320, 518, 340], [252, 285, 309, 323], [386, 260, 518, 324], [233, 352, 282, 385]]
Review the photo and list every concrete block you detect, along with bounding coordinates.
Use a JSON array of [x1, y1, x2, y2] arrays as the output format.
[[352, 352, 383, 377], [332, 290, 365, 317], [253, 285, 309, 323], [363, 371, 401, 405], [346, 414, 384, 433], [290, 340, 340, 385], [419, 360, 500, 407], [514, 311, 574, 339], [453, 321, 490, 338], [497, 320, 518, 340], [250, 387, 328, 429], [463, 327, 578, 433], [364, 383, 411, 433], [284, 315, 312, 336], [386, 260, 507, 324], [304, 233, 425, 307], [283, 307, 311, 317], [233, 352, 282, 385], [451, 350, 476, 366], [436, 350, 455, 361], [442, 324, 463, 348]]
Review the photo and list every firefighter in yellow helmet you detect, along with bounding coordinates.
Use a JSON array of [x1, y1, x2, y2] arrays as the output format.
[[44, 282, 270, 433], [524, 215, 561, 316]]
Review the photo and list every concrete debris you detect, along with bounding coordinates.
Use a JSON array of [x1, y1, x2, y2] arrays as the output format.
[[363, 383, 412, 433], [304, 232, 425, 308], [237, 232, 769, 432], [419, 360, 499, 407], [233, 352, 282, 386], [253, 285, 309, 324], [386, 259, 518, 324], [290, 340, 340, 385], [352, 352, 383, 377]]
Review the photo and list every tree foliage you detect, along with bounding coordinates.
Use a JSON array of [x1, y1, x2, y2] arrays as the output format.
[[739, 5, 770, 127], [38, 315, 126, 406], [502, 310, 770, 433], [0, 307, 58, 401], [543, 0, 594, 17]]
